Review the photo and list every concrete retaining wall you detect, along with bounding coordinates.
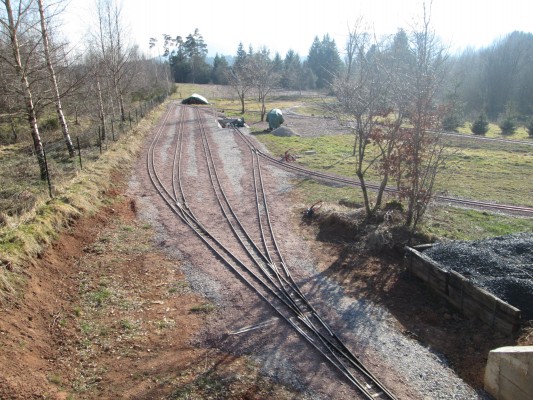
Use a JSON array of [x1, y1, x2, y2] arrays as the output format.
[[484, 346, 533, 400], [404, 246, 521, 334]]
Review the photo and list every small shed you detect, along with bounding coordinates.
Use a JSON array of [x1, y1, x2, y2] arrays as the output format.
[[182, 93, 209, 105]]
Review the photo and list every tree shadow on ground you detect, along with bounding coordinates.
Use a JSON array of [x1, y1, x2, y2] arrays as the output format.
[[317, 239, 516, 390]]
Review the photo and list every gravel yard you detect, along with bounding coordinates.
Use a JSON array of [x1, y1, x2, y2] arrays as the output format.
[[130, 104, 493, 399]]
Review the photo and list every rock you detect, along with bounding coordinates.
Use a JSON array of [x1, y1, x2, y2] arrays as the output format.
[[272, 127, 299, 137]]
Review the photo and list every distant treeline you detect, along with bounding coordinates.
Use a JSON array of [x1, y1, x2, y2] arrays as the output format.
[[161, 28, 533, 125]]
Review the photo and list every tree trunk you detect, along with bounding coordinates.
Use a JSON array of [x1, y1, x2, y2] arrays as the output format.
[[4, 0, 47, 180], [239, 92, 245, 114], [113, 74, 126, 122], [374, 174, 388, 210], [37, 0, 75, 157], [356, 171, 372, 219], [10, 118, 17, 143], [96, 76, 106, 140]]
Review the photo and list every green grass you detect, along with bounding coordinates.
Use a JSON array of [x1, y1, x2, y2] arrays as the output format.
[[154, 317, 176, 329], [440, 147, 533, 205], [255, 131, 533, 239], [89, 287, 112, 307], [457, 122, 532, 140], [119, 319, 135, 331], [256, 132, 533, 206], [48, 374, 62, 385], [423, 207, 533, 240]]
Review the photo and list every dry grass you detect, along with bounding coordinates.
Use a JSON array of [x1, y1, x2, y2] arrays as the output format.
[[0, 101, 169, 301]]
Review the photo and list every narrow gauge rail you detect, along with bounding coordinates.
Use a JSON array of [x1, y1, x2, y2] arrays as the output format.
[[146, 103, 398, 399], [231, 127, 533, 216]]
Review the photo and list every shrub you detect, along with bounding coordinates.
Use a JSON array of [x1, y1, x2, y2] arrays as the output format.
[[442, 114, 461, 132], [40, 116, 59, 132], [499, 117, 516, 135], [527, 119, 533, 138], [471, 114, 489, 135]]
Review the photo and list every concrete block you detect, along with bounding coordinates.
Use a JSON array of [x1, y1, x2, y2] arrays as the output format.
[[484, 346, 533, 400]]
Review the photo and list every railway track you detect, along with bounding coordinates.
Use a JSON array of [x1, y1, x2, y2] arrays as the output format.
[[231, 129, 533, 216], [146, 103, 398, 399]]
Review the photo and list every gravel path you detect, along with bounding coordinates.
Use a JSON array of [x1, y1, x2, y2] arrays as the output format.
[[129, 103, 486, 399]]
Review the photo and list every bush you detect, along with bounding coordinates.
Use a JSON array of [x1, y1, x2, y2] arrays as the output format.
[[527, 119, 533, 138], [471, 114, 489, 135], [40, 116, 59, 132], [499, 117, 516, 135], [442, 114, 461, 132]]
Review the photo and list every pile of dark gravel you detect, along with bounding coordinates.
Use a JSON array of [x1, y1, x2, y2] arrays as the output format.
[[423, 233, 533, 320]]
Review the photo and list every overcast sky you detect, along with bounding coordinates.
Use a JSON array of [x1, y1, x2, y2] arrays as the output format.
[[63, 0, 533, 58]]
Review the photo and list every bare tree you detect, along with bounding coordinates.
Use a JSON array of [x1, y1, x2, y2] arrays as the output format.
[[344, 18, 366, 79], [331, 29, 396, 218], [399, 3, 449, 232], [95, 0, 132, 122], [0, 0, 47, 180], [247, 48, 280, 121], [81, 44, 108, 138], [227, 60, 253, 115], [332, 8, 449, 232], [37, 0, 74, 156]]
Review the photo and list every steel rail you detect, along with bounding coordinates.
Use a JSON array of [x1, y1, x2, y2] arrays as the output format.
[[233, 125, 399, 399], [192, 107, 397, 399], [233, 130, 533, 216], [147, 104, 397, 399], [183, 109, 379, 397], [193, 107, 397, 399]]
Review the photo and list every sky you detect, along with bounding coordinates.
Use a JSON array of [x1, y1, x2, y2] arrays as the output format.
[[63, 0, 533, 58]]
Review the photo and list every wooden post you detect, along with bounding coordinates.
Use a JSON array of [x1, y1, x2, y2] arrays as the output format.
[[76, 136, 82, 169], [98, 126, 102, 154], [42, 147, 53, 198]]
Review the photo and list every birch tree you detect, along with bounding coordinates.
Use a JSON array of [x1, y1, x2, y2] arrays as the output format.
[[37, 0, 74, 156], [0, 0, 47, 179], [96, 0, 131, 122]]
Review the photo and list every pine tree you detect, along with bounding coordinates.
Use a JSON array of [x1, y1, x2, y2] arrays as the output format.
[[307, 35, 342, 89], [527, 119, 533, 137], [212, 54, 229, 84], [471, 114, 489, 135]]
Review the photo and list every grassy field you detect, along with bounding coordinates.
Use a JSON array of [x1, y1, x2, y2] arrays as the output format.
[[258, 133, 533, 206], [176, 83, 328, 124], [457, 122, 532, 140], [170, 83, 533, 240]]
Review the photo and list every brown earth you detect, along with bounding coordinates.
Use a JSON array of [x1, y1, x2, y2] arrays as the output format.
[[0, 173, 300, 399], [1, 109, 531, 399]]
